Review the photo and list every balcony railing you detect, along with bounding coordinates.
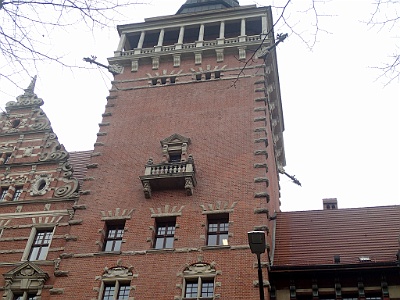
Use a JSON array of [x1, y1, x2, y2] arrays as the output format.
[[139, 159, 196, 199]]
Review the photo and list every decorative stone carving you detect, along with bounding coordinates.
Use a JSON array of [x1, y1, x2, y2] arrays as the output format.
[[100, 208, 135, 220], [29, 174, 51, 196], [23, 146, 34, 157], [53, 162, 79, 198], [200, 201, 237, 214], [238, 47, 246, 60], [152, 57, 160, 69], [183, 262, 216, 276], [108, 64, 124, 75], [185, 177, 194, 196], [102, 266, 133, 278], [39, 133, 69, 162], [142, 180, 151, 199], [131, 59, 139, 72], [54, 177, 79, 198], [216, 49, 224, 62], [0, 175, 27, 185], [5, 76, 44, 109], [30, 108, 51, 131], [173, 54, 181, 67], [3, 261, 49, 299], [195, 52, 202, 65], [150, 205, 185, 218]]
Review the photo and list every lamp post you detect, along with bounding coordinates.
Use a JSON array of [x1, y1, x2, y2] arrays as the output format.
[[248, 231, 266, 300]]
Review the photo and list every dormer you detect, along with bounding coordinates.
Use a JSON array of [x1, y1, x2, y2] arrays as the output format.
[[140, 134, 196, 199]]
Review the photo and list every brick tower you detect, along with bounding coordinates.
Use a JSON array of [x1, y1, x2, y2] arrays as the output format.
[[0, 1, 286, 299]]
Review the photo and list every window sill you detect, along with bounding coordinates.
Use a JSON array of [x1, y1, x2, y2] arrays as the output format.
[[95, 251, 122, 256], [146, 248, 175, 254], [201, 245, 231, 251]]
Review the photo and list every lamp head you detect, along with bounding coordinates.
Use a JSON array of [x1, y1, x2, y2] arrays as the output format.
[[248, 231, 266, 254]]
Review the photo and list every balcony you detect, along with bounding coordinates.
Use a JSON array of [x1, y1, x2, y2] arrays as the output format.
[[139, 158, 196, 199]]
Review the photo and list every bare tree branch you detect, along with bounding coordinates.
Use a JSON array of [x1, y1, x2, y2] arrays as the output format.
[[0, 0, 144, 89]]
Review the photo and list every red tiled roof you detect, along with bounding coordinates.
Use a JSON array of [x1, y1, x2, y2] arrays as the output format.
[[68, 150, 92, 182], [273, 205, 400, 267]]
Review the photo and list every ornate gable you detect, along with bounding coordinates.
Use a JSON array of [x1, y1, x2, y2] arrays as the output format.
[[3, 262, 49, 299], [3, 261, 49, 282], [160, 133, 191, 147]]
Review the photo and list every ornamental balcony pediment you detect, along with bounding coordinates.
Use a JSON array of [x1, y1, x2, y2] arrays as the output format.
[[139, 134, 196, 198]]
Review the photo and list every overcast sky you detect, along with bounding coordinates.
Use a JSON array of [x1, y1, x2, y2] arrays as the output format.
[[0, 0, 398, 211]]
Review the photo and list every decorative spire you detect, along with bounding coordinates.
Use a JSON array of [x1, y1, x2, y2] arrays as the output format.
[[24, 75, 37, 97], [6, 75, 44, 109], [177, 0, 239, 14]]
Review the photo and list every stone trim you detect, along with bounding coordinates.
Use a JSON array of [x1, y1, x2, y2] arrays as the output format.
[[100, 208, 134, 221], [149, 205, 184, 218], [200, 201, 237, 214]]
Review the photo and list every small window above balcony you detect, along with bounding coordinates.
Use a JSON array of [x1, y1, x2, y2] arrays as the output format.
[[140, 134, 196, 199]]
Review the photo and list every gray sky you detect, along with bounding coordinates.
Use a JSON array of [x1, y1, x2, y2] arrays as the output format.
[[0, 0, 398, 211]]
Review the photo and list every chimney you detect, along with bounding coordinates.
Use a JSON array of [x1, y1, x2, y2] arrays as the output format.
[[323, 198, 338, 210]]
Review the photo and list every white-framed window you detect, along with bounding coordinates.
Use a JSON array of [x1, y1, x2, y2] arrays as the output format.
[[22, 227, 54, 261]]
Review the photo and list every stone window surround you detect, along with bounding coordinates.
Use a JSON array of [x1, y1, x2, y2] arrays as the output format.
[[97, 266, 135, 300], [21, 225, 55, 261], [178, 263, 220, 300], [3, 261, 49, 300]]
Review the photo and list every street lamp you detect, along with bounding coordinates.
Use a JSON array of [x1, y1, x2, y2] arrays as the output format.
[[248, 231, 266, 300]]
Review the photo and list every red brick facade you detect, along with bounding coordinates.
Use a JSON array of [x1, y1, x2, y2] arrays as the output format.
[[0, 4, 283, 300]]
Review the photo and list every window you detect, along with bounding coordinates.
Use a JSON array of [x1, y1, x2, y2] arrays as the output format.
[[12, 187, 23, 201], [168, 151, 182, 162], [0, 187, 8, 201], [100, 266, 134, 300], [154, 218, 175, 249], [102, 282, 130, 300], [207, 214, 229, 246], [184, 278, 214, 299], [103, 221, 125, 252], [14, 293, 37, 300], [3, 153, 12, 164], [28, 229, 53, 260]]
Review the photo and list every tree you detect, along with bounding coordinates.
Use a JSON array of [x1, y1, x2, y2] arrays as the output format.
[[0, 0, 143, 89], [367, 0, 400, 84]]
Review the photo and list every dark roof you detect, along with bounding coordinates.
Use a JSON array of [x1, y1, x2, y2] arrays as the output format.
[[68, 150, 92, 182], [177, 0, 239, 14], [273, 205, 400, 267]]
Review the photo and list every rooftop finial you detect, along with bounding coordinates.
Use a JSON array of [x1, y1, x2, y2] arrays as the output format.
[[177, 0, 239, 14], [24, 75, 37, 96]]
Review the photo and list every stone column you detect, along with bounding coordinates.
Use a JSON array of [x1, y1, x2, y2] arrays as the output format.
[[239, 18, 246, 42], [176, 26, 185, 50], [217, 21, 225, 45], [114, 33, 126, 56], [155, 28, 165, 52], [196, 24, 204, 47], [138, 31, 146, 48]]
